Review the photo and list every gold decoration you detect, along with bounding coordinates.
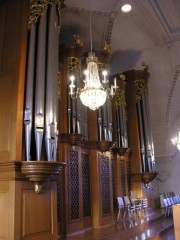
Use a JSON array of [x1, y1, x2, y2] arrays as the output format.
[[35, 183, 42, 193], [73, 34, 83, 47], [119, 72, 125, 81], [29, 0, 61, 29], [67, 57, 81, 74], [102, 41, 111, 53], [98, 63, 109, 72], [115, 88, 126, 106], [114, 72, 126, 106], [142, 61, 149, 71], [134, 78, 148, 101]]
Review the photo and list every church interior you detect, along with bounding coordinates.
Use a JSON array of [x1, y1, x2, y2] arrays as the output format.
[[0, 0, 180, 239]]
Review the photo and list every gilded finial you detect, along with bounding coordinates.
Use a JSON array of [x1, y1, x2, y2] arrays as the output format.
[[119, 72, 126, 81], [102, 41, 111, 53], [73, 34, 83, 47], [142, 61, 149, 71]]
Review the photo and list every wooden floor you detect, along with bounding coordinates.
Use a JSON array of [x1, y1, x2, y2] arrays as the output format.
[[62, 209, 175, 240]]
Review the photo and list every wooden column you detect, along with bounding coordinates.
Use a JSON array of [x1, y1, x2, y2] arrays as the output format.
[[0, 0, 29, 237], [125, 70, 144, 198], [125, 70, 152, 199], [0, 1, 65, 239]]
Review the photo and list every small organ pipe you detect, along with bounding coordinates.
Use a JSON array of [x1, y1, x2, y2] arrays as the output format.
[[116, 107, 121, 147], [122, 106, 128, 147], [107, 97, 112, 141], [103, 102, 108, 140], [98, 107, 102, 141], [137, 101, 146, 172]]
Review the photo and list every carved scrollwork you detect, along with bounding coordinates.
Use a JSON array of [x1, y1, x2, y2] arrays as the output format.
[[102, 41, 111, 53], [67, 57, 81, 74], [115, 88, 126, 106], [98, 63, 109, 72], [29, 0, 61, 29], [73, 34, 83, 47], [134, 78, 148, 102]]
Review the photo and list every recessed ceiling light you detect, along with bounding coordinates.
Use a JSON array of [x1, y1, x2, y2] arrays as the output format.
[[121, 4, 132, 13]]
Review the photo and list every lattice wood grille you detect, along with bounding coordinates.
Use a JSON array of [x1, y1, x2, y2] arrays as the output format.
[[82, 153, 91, 217], [111, 158, 116, 210], [100, 155, 111, 215], [126, 158, 131, 191], [57, 183, 61, 223], [69, 150, 79, 221], [120, 159, 126, 195]]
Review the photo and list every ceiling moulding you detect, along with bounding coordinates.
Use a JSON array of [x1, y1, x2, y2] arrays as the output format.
[[104, 15, 114, 45], [64, 6, 114, 17], [135, 0, 180, 45], [62, 7, 115, 46], [164, 65, 180, 146]]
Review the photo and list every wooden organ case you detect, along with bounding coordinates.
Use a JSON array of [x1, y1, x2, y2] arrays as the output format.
[[0, 0, 156, 237], [58, 39, 137, 237], [58, 37, 157, 237]]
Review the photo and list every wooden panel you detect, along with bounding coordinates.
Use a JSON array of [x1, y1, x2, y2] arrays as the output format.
[[173, 204, 180, 240], [22, 190, 52, 238], [0, 0, 28, 161], [0, 181, 15, 240], [0, 180, 58, 240]]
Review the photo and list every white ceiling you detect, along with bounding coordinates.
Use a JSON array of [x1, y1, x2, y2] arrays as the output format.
[[60, 0, 180, 159]]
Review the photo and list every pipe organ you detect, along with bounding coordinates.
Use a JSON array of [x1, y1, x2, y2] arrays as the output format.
[[58, 41, 116, 235], [24, 4, 59, 162], [0, 1, 157, 238], [58, 36, 156, 237]]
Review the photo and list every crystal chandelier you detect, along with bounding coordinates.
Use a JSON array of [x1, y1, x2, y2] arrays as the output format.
[[171, 129, 180, 150], [69, 14, 118, 110]]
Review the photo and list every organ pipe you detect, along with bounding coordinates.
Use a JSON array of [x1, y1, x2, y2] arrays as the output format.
[[137, 101, 146, 172], [45, 5, 59, 161], [136, 80, 154, 172], [34, 12, 47, 161], [24, 25, 36, 161]]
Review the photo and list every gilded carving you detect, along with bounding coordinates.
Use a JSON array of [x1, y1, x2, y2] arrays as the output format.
[[142, 61, 149, 71], [98, 63, 109, 72], [73, 34, 83, 47], [115, 72, 126, 106], [67, 57, 81, 74], [29, 0, 61, 29], [134, 78, 148, 102], [102, 41, 111, 53], [115, 88, 126, 106]]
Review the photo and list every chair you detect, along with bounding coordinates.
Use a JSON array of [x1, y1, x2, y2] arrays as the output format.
[[130, 191, 148, 216], [163, 198, 172, 216], [123, 196, 137, 220], [116, 197, 125, 223], [130, 196, 143, 217]]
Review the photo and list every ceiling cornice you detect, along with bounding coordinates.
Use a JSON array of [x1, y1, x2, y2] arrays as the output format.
[[135, 0, 180, 46]]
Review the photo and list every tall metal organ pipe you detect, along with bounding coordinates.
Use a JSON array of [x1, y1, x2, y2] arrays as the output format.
[[137, 88, 154, 172], [34, 12, 47, 161], [45, 5, 59, 161], [24, 4, 59, 161], [24, 25, 36, 161]]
